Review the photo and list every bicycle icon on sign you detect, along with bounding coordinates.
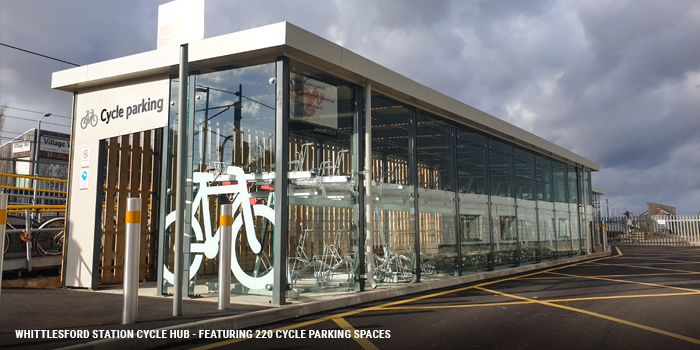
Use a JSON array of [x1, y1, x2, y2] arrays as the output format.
[[81, 109, 98, 129], [162, 166, 275, 290]]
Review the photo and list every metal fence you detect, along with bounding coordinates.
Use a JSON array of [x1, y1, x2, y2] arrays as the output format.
[[605, 215, 700, 246]]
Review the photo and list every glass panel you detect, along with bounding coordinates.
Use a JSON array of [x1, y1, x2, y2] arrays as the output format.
[[489, 138, 512, 155], [537, 201, 556, 260], [456, 126, 490, 272], [491, 196, 517, 268], [416, 109, 457, 277], [555, 202, 573, 257], [161, 63, 278, 297], [287, 61, 357, 293], [370, 92, 415, 283], [515, 149, 537, 265], [569, 165, 581, 255]]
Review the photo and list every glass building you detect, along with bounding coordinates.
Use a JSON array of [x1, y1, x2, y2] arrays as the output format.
[[54, 23, 599, 304]]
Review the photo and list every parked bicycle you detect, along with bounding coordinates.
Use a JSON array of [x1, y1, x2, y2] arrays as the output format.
[[4, 214, 65, 256]]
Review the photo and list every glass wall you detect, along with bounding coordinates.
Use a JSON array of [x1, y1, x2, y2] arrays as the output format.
[[535, 156, 556, 260], [370, 93, 416, 283], [456, 127, 490, 272], [161, 63, 278, 297], [287, 61, 358, 293], [489, 139, 518, 268], [416, 109, 458, 277], [515, 148, 538, 265], [553, 161, 572, 257], [568, 165, 581, 255], [156, 55, 594, 300]]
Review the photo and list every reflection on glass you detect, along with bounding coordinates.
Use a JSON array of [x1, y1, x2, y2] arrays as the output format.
[[536, 156, 556, 260], [516, 150, 538, 265], [416, 109, 457, 277], [490, 139, 518, 268], [457, 127, 490, 272], [553, 161, 572, 257], [287, 61, 357, 293], [371, 93, 416, 283], [161, 63, 277, 298]]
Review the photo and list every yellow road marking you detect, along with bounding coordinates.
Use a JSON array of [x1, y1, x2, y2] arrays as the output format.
[[592, 262, 700, 275], [380, 292, 700, 310], [477, 287, 700, 345], [191, 255, 615, 350], [550, 272, 700, 293], [612, 257, 700, 264], [333, 318, 380, 350], [616, 247, 623, 256], [517, 272, 696, 280]]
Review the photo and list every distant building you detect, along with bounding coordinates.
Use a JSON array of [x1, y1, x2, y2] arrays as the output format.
[[639, 202, 676, 217], [0, 128, 70, 190]]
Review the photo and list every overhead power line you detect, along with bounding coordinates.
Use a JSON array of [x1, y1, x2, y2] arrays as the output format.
[[0, 43, 81, 67], [3, 106, 71, 120], [3, 114, 71, 127]]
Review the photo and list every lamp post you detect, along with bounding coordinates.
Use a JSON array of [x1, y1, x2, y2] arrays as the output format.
[[32, 113, 51, 216]]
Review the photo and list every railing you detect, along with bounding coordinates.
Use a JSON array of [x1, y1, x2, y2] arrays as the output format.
[[605, 215, 700, 246], [2, 173, 67, 272]]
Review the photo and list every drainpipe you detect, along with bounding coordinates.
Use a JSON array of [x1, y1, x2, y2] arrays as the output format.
[[364, 82, 377, 289]]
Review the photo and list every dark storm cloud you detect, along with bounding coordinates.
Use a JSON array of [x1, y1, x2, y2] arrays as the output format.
[[0, 0, 698, 214]]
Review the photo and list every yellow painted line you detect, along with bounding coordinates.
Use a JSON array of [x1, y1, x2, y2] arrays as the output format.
[[592, 262, 700, 275], [191, 254, 616, 350], [220, 215, 233, 227], [333, 318, 380, 350], [616, 247, 623, 256], [518, 272, 698, 280], [125, 211, 141, 224], [550, 272, 700, 293], [477, 286, 700, 346], [381, 291, 700, 310], [382, 301, 535, 310]]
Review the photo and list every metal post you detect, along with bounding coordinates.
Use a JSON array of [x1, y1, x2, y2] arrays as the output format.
[[218, 204, 232, 310], [353, 85, 366, 292], [173, 43, 188, 316], [25, 209, 32, 272], [273, 56, 290, 306], [123, 198, 141, 324], [364, 81, 377, 289], [0, 194, 7, 304], [604, 199, 610, 252]]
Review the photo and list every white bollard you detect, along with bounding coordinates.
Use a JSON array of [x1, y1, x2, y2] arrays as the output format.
[[123, 198, 141, 324], [218, 204, 233, 310], [0, 194, 7, 304]]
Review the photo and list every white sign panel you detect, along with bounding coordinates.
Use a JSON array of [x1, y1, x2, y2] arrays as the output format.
[[157, 0, 204, 50], [656, 219, 666, 225], [81, 148, 90, 168], [80, 169, 89, 190], [40, 136, 70, 154], [12, 141, 31, 153], [74, 79, 169, 142], [290, 73, 338, 130]]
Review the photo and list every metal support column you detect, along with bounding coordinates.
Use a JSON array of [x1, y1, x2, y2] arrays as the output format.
[[173, 43, 188, 316], [0, 194, 7, 303], [451, 124, 462, 275], [353, 85, 365, 292], [364, 82, 377, 289], [410, 106, 421, 282], [218, 204, 232, 310], [273, 56, 290, 306]]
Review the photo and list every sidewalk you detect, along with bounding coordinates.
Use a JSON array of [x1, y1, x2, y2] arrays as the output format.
[[0, 252, 609, 350]]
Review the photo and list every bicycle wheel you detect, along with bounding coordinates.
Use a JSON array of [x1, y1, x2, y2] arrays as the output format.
[[35, 217, 65, 256], [4, 223, 15, 254]]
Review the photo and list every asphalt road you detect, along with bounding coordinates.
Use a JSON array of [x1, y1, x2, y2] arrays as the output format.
[[168, 246, 700, 350]]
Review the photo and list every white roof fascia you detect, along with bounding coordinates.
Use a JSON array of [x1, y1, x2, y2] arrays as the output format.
[[52, 21, 599, 171]]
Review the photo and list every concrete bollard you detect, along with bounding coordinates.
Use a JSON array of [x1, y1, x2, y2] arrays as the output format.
[[218, 204, 232, 310], [123, 198, 141, 324], [0, 194, 7, 304]]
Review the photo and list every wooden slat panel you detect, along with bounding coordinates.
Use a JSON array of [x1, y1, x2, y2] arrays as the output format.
[[101, 137, 119, 283]]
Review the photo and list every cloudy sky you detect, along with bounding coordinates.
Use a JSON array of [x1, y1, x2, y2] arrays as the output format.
[[1, 0, 698, 215]]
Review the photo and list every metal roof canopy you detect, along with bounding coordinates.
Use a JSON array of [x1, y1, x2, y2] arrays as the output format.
[[52, 22, 599, 171]]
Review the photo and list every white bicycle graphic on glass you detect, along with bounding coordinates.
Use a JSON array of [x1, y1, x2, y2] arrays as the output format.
[[162, 166, 275, 290]]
